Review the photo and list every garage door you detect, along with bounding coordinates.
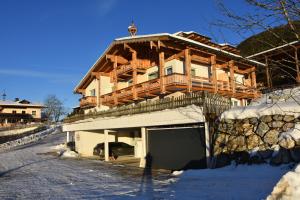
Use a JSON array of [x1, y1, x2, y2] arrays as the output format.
[[147, 125, 206, 170]]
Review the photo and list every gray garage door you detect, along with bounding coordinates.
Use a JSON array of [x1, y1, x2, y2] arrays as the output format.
[[147, 125, 206, 170]]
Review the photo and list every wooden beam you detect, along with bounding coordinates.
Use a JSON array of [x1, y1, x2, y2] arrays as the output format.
[[77, 89, 85, 95], [185, 49, 192, 92], [106, 55, 128, 64], [251, 69, 257, 89], [113, 56, 118, 105], [211, 55, 217, 93], [265, 56, 272, 88], [295, 47, 300, 83], [229, 60, 236, 94], [123, 43, 135, 53], [159, 51, 166, 94]]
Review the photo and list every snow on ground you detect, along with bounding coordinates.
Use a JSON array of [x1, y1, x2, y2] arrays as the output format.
[[268, 164, 300, 200], [0, 131, 292, 199], [222, 87, 300, 119], [170, 164, 291, 200]]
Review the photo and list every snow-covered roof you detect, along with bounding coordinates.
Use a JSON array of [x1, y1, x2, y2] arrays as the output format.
[[0, 100, 44, 108], [74, 31, 265, 92], [246, 40, 299, 59]]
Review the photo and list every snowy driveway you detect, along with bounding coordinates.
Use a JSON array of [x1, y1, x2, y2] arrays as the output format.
[[0, 132, 290, 200]]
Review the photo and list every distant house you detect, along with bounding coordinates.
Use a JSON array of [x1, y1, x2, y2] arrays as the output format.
[[63, 25, 264, 170], [0, 98, 45, 127]]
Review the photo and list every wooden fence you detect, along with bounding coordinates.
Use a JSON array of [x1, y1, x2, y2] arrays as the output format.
[[64, 91, 231, 123]]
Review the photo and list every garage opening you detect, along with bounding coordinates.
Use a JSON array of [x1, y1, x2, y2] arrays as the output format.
[[147, 125, 206, 170], [93, 142, 134, 160]]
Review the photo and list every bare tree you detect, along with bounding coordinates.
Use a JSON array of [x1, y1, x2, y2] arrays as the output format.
[[213, 0, 300, 87], [43, 95, 66, 122]]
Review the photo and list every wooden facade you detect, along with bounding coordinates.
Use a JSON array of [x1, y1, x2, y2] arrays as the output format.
[[75, 31, 262, 110]]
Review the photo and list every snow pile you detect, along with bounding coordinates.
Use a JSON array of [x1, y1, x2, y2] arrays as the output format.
[[222, 87, 300, 119], [61, 150, 78, 158], [279, 123, 300, 142], [170, 164, 289, 200], [267, 164, 300, 200], [51, 143, 67, 155], [0, 127, 58, 151]]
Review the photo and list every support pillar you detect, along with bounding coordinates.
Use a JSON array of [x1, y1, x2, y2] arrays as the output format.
[[96, 76, 101, 107], [211, 55, 217, 93], [139, 127, 147, 168], [229, 60, 235, 94], [104, 130, 109, 162], [113, 56, 118, 105], [132, 51, 138, 100], [159, 51, 166, 94], [184, 49, 192, 92], [67, 131, 70, 143], [265, 56, 272, 88], [295, 47, 300, 83], [204, 121, 211, 168]]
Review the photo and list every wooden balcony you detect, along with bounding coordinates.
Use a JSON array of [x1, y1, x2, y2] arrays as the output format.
[[116, 60, 148, 79], [80, 96, 97, 108], [100, 73, 258, 106]]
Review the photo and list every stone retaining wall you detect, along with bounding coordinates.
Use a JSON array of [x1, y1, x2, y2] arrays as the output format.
[[213, 114, 300, 167]]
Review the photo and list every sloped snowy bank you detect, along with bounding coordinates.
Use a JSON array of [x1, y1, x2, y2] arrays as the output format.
[[0, 126, 58, 151]]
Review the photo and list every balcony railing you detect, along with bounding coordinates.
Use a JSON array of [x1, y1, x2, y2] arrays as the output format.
[[99, 73, 257, 105], [80, 96, 97, 108], [116, 60, 148, 76]]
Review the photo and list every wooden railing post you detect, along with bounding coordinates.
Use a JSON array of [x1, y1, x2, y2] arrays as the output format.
[[185, 49, 192, 92], [159, 51, 166, 94]]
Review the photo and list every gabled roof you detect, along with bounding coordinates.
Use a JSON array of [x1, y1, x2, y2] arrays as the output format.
[[75, 31, 265, 93], [0, 100, 44, 108]]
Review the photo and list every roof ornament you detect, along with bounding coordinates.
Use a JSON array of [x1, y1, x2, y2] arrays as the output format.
[[128, 21, 137, 36], [2, 90, 6, 101]]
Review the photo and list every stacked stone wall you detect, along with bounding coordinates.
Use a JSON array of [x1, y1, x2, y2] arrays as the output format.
[[213, 114, 300, 167]]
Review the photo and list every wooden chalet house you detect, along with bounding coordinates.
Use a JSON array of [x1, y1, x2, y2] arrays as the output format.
[[75, 28, 261, 112], [64, 25, 263, 170]]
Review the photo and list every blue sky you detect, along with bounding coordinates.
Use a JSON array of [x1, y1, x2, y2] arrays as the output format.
[[0, 0, 252, 110]]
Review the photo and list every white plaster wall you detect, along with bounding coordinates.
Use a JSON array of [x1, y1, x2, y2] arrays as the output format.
[[85, 79, 97, 96], [165, 59, 184, 74], [100, 76, 113, 95], [191, 63, 209, 77]]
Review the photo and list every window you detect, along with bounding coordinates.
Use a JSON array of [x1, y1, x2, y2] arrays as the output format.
[[12, 110, 16, 114], [191, 68, 196, 77], [166, 66, 173, 75], [148, 71, 158, 80], [22, 111, 26, 114], [90, 89, 96, 96], [32, 111, 36, 116]]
